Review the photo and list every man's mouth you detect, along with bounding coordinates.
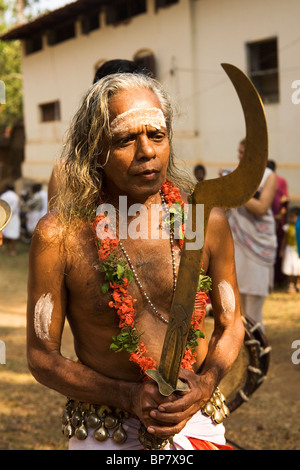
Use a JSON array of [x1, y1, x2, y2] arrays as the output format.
[[135, 169, 160, 177]]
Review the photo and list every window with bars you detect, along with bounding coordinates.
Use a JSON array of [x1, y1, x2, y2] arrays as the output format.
[[25, 34, 43, 55], [156, 0, 179, 8], [81, 9, 101, 34], [106, 0, 146, 24], [47, 21, 76, 46], [247, 37, 279, 104], [39, 101, 61, 122]]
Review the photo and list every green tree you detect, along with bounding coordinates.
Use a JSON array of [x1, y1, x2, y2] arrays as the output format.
[[0, 0, 42, 134], [0, 1, 22, 133]]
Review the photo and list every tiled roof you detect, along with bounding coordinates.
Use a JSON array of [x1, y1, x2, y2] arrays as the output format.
[[0, 0, 107, 40]]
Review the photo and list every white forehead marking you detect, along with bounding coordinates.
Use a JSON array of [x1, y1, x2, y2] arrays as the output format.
[[218, 280, 235, 314], [34, 293, 54, 341], [110, 107, 166, 134]]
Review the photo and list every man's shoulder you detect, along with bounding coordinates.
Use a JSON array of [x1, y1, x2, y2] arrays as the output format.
[[206, 207, 231, 241], [32, 211, 66, 248], [205, 208, 234, 259], [209, 207, 228, 225], [33, 212, 92, 253]]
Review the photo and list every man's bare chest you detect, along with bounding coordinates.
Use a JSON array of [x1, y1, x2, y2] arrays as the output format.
[[65, 237, 181, 318]]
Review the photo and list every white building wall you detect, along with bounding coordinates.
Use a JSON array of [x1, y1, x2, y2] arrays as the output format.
[[21, 0, 197, 181], [20, 0, 300, 201], [192, 0, 300, 200]]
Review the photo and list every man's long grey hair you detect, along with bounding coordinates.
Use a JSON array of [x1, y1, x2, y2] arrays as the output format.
[[53, 72, 191, 224]]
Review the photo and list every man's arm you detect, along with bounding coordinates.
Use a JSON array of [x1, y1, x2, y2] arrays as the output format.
[[244, 171, 277, 217], [197, 208, 244, 389], [26, 214, 175, 427], [27, 215, 136, 410]]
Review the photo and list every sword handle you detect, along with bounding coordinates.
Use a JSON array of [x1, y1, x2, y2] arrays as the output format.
[[146, 369, 190, 396]]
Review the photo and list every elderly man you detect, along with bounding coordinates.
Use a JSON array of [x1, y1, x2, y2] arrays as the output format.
[[27, 73, 244, 450]]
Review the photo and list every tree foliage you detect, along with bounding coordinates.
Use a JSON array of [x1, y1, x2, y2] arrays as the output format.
[[0, 2, 22, 133], [0, 0, 42, 133]]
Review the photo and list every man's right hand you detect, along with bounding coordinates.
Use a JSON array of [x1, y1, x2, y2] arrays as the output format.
[[130, 379, 178, 437]]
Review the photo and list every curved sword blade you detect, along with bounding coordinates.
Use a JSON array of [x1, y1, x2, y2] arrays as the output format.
[[193, 63, 268, 208]]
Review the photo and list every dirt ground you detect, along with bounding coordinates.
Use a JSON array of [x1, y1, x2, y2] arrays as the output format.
[[0, 241, 299, 450]]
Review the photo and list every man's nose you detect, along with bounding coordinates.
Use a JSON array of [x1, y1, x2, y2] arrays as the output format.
[[135, 135, 156, 160]]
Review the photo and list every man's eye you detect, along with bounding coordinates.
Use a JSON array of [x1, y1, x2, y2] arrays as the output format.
[[150, 131, 166, 141], [116, 135, 135, 146]]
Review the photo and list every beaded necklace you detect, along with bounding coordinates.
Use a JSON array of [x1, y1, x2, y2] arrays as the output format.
[[118, 191, 175, 325], [92, 180, 211, 377]]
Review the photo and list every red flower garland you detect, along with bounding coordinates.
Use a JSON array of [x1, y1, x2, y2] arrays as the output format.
[[92, 181, 209, 377]]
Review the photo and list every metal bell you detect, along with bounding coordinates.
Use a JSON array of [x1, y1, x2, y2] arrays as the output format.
[[61, 410, 70, 426], [86, 413, 101, 429], [75, 423, 88, 440], [63, 423, 74, 438], [71, 410, 82, 428], [104, 413, 118, 429], [213, 396, 223, 409], [213, 409, 224, 424], [94, 423, 109, 442], [202, 402, 215, 417], [112, 423, 127, 444], [223, 404, 230, 417]]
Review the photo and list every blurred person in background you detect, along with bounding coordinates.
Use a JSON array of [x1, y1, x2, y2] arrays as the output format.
[[0, 184, 21, 255], [280, 207, 300, 293], [194, 164, 206, 182], [267, 159, 289, 288], [227, 139, 277, 331], [25, 184, 43, 236]]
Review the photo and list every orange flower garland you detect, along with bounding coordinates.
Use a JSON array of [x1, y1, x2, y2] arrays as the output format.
[[92, 181, 211, 377]]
